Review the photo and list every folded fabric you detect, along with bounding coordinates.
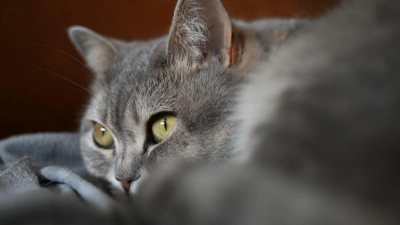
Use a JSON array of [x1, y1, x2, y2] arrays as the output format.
[[0, 133, 134, 224]]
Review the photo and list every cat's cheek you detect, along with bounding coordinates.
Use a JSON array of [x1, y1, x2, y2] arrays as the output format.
[[146, 145, 157, 157], [129, 174, 146, 194], [145, 147, 159, 172], [80, 131, 114, 176], [145, 146, 179, 174], [100, 149, 114, 159], [106, 169, 122, 191]]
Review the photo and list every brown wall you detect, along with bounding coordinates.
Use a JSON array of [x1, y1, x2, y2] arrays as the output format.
[[0, 0, 339, 139]]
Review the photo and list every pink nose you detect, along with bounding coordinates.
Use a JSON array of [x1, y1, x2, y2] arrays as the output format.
[[116, 178, 133, 191]]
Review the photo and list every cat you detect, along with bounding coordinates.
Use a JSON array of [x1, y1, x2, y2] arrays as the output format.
[[68, 0, 306, 194], [1, 0, 399, 224], [131, 0, 400, 224]]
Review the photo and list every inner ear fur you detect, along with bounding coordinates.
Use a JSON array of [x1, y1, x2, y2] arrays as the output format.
[[167, 0, 238, 68]]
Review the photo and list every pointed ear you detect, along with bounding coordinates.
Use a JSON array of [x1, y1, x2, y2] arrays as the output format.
[[167, 0, 235, 67], [68, 26, 117, 74]]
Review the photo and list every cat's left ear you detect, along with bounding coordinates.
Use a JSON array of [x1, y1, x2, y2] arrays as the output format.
[[68, 26, 117, 75], [167, 0, 236, 68]]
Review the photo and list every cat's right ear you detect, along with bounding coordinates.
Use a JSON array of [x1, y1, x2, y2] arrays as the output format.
[[167, 0, 236, 68], [68, 26, 117, 75]]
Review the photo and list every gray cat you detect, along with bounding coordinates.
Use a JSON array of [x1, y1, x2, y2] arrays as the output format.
[[1, 0, 399, 224], [68, 0, 305, 194], [134, 0, 400, 224]]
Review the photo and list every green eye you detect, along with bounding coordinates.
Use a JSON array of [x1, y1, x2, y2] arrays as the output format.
[[151, 114, 177, 143], [93, 123, 115, 148]]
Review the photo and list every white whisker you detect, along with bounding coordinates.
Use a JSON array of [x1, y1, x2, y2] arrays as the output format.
[[21, 59, 94, 96], [31, 42, 97, 78]]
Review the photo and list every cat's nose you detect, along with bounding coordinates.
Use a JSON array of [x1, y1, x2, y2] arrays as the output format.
[[117, 178, 133, 191], [116, 175, 141, 191]]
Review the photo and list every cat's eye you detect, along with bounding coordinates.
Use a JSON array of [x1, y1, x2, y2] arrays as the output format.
[[151, 114, 177, 143], [93, 123, 115, 149]]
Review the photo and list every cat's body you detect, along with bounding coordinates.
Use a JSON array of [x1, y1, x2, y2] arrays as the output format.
[[0, 0, 399, 224], [134, 0, 400, 224], [70, 0, 306, 194]]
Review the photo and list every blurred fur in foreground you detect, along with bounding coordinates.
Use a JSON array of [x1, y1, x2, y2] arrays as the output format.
[[135, 0, 400, 224], [1, 0, 399, 224]]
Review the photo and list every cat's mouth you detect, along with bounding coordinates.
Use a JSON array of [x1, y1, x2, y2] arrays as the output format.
[[127, 176, 143, 195]]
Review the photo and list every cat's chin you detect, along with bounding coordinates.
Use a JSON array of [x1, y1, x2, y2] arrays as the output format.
[[129, 178, 142, 194], [129, 171, 148, 195]]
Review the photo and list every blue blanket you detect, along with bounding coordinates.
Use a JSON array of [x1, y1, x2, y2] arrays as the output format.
[[0, 133, 134, 224]]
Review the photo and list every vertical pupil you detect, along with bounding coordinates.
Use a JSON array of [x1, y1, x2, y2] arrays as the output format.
[[163, 118, 167, 130], [100, 127, 106, 136]]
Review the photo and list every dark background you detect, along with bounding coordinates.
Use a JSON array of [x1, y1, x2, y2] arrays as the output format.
[[0, 0, 339, 139]]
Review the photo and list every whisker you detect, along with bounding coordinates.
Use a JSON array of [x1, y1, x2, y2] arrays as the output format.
[[43, 180, 56, 187], [31, 42, 97, 78], [0, 34, 96, 78], [34, 103, 106, 120], [35, 102, 86, 111], [21, 59, 94, 96]]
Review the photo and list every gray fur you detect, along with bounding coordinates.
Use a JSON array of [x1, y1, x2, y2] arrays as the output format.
[[240, 0, 400, 208], [69, 0, 305, 193], [168, 0, 232, 66], [134, 0, 400, 224], [0, 0, 399, 224]]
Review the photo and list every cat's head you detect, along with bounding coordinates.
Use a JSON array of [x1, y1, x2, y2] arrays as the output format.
[[68, 0, 303, 194]]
